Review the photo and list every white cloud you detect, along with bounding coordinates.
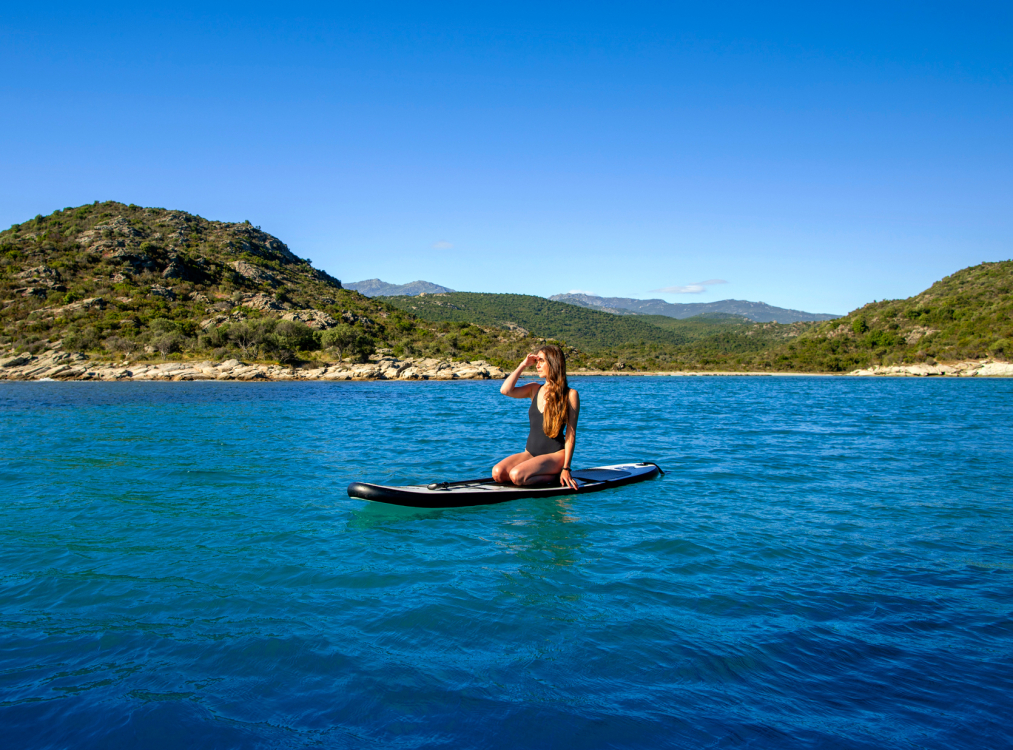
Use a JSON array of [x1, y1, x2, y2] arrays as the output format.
[[567, 289, 595, 295], [651, 279, 728, 294], [432, 240, 453, 249]]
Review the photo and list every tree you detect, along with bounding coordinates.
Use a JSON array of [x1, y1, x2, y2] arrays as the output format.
[[153, 333, 181, 359], [322, 324, 358, 362], [227, 321, 262, 356]]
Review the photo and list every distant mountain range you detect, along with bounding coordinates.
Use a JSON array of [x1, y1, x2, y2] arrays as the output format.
[[346, 279, 454, 297], [549, 293, 840, 323]]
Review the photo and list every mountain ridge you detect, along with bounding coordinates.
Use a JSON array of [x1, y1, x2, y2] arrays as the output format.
[[550, 293, 840, 323], [346, 279, 454, 297]]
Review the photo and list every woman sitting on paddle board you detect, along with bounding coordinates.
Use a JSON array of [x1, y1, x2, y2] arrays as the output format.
[[493, 345, 580, 490]]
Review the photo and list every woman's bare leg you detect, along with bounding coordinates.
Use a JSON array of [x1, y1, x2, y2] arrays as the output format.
[[493, 452, 532, 483], [507, 451, 566, 486]]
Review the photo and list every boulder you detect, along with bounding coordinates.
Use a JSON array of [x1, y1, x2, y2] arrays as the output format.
[[397, 366, 424, 380], [230, 260, 278, 287], [281, 310, 338, 329], [15, 265, 63, 287], [49, 297, 106, 316], [161, 257, 190, 280], [240, 293, 283, 312], [0, 353, 33, 368], [351, 364, 380, 379], [977, 362, 1013, 377], [200, 314, 230, 330], [148, 285, 176, 300]]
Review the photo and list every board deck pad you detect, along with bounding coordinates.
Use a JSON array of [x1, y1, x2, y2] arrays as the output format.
[[347, 462, 662, 508]]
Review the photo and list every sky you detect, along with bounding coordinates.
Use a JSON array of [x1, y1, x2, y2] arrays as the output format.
[[2, 2, 1010, 315]]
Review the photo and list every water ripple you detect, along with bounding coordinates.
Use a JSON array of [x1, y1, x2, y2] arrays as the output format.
[[1, 378, 1011, 748]]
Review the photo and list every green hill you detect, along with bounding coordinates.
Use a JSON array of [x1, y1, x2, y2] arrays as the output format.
[[383, 292, 700, 351], [635, 312, 752, 336], [760, 260, 1013, 371], [656, 260, 1012, 372], [0, 202, 534, 366], [3, 203, 1007, 373], [385, 293, 825, 370]]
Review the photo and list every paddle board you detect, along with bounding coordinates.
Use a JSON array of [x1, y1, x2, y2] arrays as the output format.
[[347, 462, 663, 508]]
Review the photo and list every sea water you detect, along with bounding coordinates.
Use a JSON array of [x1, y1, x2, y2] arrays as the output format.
[[0, 377, 1010, 749]]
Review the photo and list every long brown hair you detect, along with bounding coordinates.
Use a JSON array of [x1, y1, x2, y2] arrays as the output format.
[[538, 345, 569, 438]]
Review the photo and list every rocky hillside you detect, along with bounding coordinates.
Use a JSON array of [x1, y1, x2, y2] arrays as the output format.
[[550, 293, 840, 323], [0, 202, 533, 368]]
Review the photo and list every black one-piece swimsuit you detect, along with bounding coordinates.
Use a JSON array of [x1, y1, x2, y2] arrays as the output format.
[[525, 388, 566, 456]]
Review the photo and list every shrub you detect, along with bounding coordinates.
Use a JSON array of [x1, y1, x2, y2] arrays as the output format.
[[274, 319, 316, 351], [146, 317, 173, 333], [321, 324, 375, 363], [199, 326, 228, 349], [102, 335, 136, 353], [152, 333, 182, 358], [990, 338, 1012, 358], [63, 327, 101, 352]]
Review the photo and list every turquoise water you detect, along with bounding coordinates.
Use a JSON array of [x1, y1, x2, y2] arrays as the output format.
[[1, 377, 1011, 749]]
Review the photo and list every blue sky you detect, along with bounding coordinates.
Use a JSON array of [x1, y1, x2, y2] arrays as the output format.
[[2, 2, 1010, 314]]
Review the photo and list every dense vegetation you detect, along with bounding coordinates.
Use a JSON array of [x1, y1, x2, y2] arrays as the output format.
[[384, 293, 696, 349], [753, 261, 1013, 372], [0, 202, 535, 367], [2, 203, 1009, 372]]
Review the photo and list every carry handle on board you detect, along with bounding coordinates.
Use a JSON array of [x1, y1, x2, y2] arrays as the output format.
[[427, 477, 495, 491]]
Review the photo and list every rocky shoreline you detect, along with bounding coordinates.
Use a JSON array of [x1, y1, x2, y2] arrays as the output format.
[[0, 349, 509, 382], [572, 360, 1013, 377], [846, 360, 1013, 377], [1, 349, 1011, 382]]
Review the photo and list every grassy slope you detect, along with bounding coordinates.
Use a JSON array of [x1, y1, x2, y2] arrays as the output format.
[[636, 313, 752, 336], [383, 292, 694, 349], [385, 293, 821, 370]]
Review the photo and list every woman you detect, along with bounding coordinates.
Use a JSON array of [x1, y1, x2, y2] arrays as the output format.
[[492, 345, 581, 491]]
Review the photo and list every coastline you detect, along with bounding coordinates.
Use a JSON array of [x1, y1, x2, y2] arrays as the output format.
[[0, 351, 508, 382], [572, 360, 1013, 378], [2, 349, 1012, 381]]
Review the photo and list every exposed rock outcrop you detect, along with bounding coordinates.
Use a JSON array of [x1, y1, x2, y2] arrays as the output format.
[[281, 310, 338, 329], [0, 348, 508, 382], [848, 360, 1013, 377]]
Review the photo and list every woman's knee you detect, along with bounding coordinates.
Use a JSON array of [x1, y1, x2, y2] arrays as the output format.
[[492, 465, 507, 482], [508, 466, 526, 485]]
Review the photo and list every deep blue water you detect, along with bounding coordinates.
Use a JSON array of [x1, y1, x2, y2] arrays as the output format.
[[1, 377, 1011, 749]]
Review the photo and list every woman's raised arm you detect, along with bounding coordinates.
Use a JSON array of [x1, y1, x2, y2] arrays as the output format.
[[500, 353, 540, 398]]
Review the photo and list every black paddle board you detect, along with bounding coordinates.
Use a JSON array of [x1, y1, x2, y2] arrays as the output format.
[[347, 462, 663, 508]]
